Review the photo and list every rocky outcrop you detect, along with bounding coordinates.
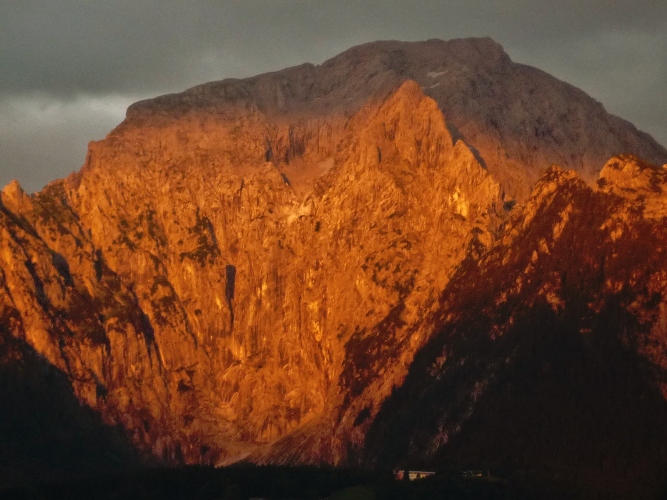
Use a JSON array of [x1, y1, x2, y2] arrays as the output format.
[[363, 156, 667, 496], [1, 38, 667, 494]]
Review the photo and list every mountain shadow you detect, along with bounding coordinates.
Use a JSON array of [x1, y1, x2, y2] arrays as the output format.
[[0, 327, 141, 491], [364, 298, 667, 497]]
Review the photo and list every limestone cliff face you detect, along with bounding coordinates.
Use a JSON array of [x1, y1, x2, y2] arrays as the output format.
[[0, 77, 502, 465], [1, 38, 667, 490]]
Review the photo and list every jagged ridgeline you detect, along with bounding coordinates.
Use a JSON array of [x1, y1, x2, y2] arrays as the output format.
[[1, 38, 667, 496]]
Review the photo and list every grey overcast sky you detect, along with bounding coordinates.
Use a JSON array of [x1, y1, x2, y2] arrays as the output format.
[[1, 1, 666, 192]]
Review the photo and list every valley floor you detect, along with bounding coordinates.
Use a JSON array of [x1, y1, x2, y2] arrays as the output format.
[[3, 464, 661, 499]]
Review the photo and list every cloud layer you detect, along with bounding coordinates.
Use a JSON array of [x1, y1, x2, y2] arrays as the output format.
[[2, 1, 665, 191]]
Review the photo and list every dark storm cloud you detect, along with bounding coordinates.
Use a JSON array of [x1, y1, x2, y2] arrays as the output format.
[[2, 1, 665, 97], [0, 94, 132, 193], [1, 1, 666, 192]]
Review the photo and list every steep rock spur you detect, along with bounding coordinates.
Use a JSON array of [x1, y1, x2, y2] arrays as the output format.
[[363, 157, 667, 496]]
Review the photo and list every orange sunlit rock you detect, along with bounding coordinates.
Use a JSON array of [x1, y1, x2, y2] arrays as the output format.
[[1, 40, 667, 493]]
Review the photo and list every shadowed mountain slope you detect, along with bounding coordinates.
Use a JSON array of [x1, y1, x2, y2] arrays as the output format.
[[362, 158, 667, 496], [0, 325, 140, 491]]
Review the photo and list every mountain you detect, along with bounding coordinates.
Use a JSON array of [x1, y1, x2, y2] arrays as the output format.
[[1, 38, 666, 495], [363, 157, 667, 496]]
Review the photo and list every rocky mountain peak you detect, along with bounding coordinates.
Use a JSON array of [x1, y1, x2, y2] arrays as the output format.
[[2, 38, 667, 496], [599, 154, 667, 193], [113, 38, 666, 204], [0, 179, 29, 213], [597, 154, 667, 219]]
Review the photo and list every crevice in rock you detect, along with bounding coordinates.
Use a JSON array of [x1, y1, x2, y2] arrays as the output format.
[[225, 264, 236, 332]]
